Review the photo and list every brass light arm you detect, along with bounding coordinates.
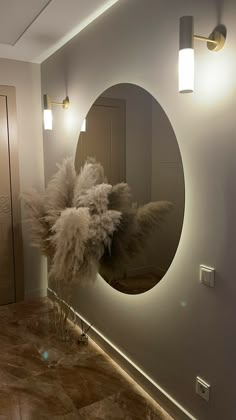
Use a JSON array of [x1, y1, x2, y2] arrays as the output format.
[[194, 29, 226, 51], [194, 35, 217, 45], [51, 96, 69, 109]]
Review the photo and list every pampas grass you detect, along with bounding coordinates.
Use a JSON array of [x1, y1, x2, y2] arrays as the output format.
[[77, 183, 112, 213], [50, 207, 91, 285], [100, 201, 173, 282], [22, 189, 52, 256], [108, 183, 132, 211], [23, 156, 172, 339], [49, 207, 91, 338], [45, 157, 77, 227], [73, 158, 105, 207], [22, 157, 122, 339], [22, 158, 77, 258]]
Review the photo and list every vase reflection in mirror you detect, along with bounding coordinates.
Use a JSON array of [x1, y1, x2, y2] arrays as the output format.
[[75, 83, 185, 294]]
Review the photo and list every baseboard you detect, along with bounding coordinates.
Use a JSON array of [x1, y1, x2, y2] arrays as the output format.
[[47, 287, 196, 420], [25, 287, 47, 300]]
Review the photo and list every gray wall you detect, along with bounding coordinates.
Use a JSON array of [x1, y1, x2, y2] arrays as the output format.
[[0, 58, 46, 299], [41, 0, 236, 419]]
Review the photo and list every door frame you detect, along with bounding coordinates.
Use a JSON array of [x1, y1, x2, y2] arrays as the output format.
[[0, 85, 24, 302]]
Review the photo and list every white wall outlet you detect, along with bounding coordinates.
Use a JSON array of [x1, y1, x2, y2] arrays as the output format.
[[196, 376, 211, 402], [200, 265, 215, 288]]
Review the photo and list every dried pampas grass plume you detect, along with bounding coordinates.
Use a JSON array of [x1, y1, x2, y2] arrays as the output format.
[[74, 207, 122, 285], [21, 189, 52, 256], [100, 201, 173, 281], [136, 201, 173, 233], [45, 157, 76, 226], [77, 183, 112, 214], [50, 207, 90, 286], [73, 158, 105, 207], [108, 183, 132, 211], [49, 206, 91, 338], [89, 210, 121, 254]]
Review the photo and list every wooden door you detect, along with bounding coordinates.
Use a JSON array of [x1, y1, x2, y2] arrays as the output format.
[[0, 86, 23, 305], [0, 95, 15, 304], [75, 97, 126, 185]]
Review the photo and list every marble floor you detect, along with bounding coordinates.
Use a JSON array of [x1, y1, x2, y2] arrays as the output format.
[[0, 298, 173, 419]]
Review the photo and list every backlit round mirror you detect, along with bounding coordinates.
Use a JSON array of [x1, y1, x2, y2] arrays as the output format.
[[75, 83, 185, 294]]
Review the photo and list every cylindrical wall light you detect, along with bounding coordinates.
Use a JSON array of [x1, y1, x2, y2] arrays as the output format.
[[178, 17, 226, 93], [43, 94, 70, 130], [81, 119, 86, 132], [43, 94, 52, 130], [179, 16, 194, 93]]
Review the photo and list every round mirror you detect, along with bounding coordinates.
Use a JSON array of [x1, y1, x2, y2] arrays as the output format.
[[75, 83, 185, 294]]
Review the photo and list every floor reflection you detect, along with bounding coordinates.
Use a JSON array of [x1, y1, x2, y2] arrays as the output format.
[[0, 297, 173, 419]]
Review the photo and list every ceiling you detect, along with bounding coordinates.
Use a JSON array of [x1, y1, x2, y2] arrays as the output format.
[[0, 0, 119, 63]]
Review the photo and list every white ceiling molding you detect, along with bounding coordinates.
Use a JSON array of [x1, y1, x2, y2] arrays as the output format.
[[0, 0, 120, 63]]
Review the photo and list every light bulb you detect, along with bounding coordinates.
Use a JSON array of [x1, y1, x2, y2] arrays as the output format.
[[44, 109, 52, 130], [81, 118, 86, 132], [179, 48, 194, 93]]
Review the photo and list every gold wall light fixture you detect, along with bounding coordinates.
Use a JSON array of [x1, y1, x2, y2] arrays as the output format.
[[43, 94, 70, 130], [179, 16, 226, 93]]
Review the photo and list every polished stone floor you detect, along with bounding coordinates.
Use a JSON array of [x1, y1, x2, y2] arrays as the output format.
[[0, 298, 173, 419]]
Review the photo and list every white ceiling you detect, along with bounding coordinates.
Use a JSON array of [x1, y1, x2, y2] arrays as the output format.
[[0, 0, 119, 63]]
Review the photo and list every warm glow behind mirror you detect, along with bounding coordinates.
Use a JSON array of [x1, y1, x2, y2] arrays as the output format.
[[44, 109, 52, 130], [179, 48, 194, 93]]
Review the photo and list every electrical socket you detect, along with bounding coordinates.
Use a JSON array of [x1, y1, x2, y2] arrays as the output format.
[[196, 376, 211, 402]]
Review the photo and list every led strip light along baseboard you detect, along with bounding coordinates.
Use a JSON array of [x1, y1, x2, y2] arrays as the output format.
[[47, 287, 196, 420]]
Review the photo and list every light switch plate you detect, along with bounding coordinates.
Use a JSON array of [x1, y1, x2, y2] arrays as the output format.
[[196, 376, 211, 402], [200, 265, 215, 288]]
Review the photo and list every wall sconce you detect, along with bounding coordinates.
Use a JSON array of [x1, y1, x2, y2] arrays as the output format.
[[43, 94, 70, 130], [179, 16, 226, 93]]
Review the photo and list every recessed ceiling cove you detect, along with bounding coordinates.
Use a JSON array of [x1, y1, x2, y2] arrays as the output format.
[[0, 0, 51, 45], [0, 0, 120, 63]]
